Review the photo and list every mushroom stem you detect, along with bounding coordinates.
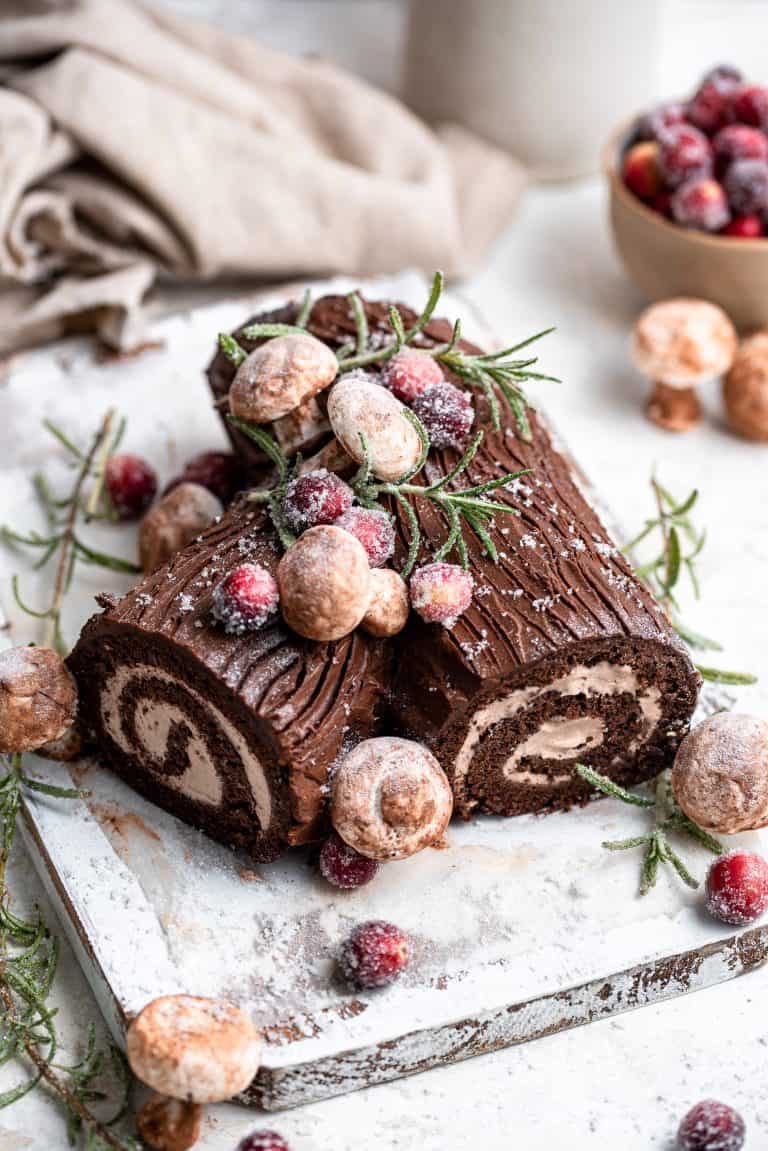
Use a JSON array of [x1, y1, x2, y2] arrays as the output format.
[[646, 382, 702, 433]]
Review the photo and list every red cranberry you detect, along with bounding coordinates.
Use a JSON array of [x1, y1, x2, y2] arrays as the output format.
[[724, 158, 768, 214], [706, 850, 768, 925], [635, 102, 686, 142], [334, 507, 395, 567], [701, 64, 743, 88], [319, 832, 380, 889], [410, 562, 474, 627], [622, 141, 663, 200], [652, 191, 673, 218], [672, 178, 730, 232], [384, 348, 444, 405], [659, 124, 713, 188], [412, 381, 474, 450], [732, 84, 768, 129], [340, 920, 410, 989], [104, 454, 157, 521], [165, 451, 241, 503], [281, 469, 354, 535], [712, 124, 768, 174], [211, 563, 279, 634], [723, 213, 764, 238], [687, 80, 738, 135], [677, 1100, 745, 1151], [237, 1133, 290, 1151]]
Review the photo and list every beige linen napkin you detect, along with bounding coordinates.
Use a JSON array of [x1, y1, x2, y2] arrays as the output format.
[[0, 0, 526, 353]]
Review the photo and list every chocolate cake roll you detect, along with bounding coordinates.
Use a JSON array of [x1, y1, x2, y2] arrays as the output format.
[[210, 296, 701, 819], [69, 503, 390, 861]]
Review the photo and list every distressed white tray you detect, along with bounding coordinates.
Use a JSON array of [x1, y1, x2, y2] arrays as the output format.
[[3, 276, 767, 1111]]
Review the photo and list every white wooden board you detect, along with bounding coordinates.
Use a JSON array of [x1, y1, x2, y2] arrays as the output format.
[[2, 275, 767, 1111]]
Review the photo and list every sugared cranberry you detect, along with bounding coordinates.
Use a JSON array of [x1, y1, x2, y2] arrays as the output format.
[[677, 1100, 745, 1151], [687, 80, 739, 135], [340, 920, 410, 989], [652, 191, 673, 218], [706, 850, 768, 925], [724, 158, 768, 214], [712, 124, 768, 174], [412, 381, 474, 450], [732, 84, 768, 129], [410, 562, 474, 627], [165, 451, 242, 503], [281, 469, 354, 535], [211, 563, 279, 634], [237, 1133, 290, 1151], [384, 348, 444, 405], [622, 141, 663, 200], [702, 64, 743, 87], [335, 507, 395, 567], [319, 832, 380, 890], [659, 124, 713, 188], [723, 213, 764, 238], [636, 102, 685, 142], [104, 454, 157, 520], [672, 178, 730, 232]]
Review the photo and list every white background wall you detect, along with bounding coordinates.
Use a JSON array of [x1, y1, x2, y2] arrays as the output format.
[[154, 0, 768, 108]]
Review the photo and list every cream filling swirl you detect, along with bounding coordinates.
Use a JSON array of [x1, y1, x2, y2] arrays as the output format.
[[101, 664, 272, 830], [452, 661, 662, 789]]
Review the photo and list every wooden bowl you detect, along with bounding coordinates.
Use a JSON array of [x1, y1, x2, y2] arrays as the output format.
[[605, 124, 768, 330]]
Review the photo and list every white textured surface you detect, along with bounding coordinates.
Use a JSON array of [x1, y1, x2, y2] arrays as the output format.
[[2, 187, 768, 1147]]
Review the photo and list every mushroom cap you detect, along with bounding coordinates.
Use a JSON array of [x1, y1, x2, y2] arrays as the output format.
[[723, 331, 768, 441], [0, 646, 78, 754], [331, 736, 453, 860], [632, 298, 737, 388], [672, 713, 768, 834], [277, 524, 371, 641], [126, 995, 261, 1104]]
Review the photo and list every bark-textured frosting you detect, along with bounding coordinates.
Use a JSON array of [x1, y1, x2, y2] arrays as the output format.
[[69, 501, 390, 860], [210, 296, 701, 819]]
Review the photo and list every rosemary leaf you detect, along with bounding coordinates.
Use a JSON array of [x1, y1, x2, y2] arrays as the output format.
[[228, 415, 289, 481], [347, 291, 369, 358], [402, 271, 442, 340], [43, 421, 83, 461], [575, 763, 656, 807], [295, 289, 313, 329], [217, 333, 247, 367], [393, 490, 421, 578], [72, 539, 140, 575], [695, 665, 758, 686], [602, 834, 653, 851], [240, 322, 308, 340]]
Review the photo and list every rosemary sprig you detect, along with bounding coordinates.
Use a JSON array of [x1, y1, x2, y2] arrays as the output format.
[[351, 419, 531, 576], [1, 412, 141, 655], [238, 411, 530, 577], [0, 754, 139, 1149], [625, 476, 756, 686], [218, 272, 558, 441], [576, 764, 722, 896]]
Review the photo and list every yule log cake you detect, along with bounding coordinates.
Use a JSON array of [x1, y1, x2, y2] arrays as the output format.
[[70, 285, 700, 861]]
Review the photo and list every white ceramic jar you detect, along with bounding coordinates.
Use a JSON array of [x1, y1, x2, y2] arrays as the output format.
[[403, 0, 662, 180]]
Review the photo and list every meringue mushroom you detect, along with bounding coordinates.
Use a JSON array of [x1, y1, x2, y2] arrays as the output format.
[[139, 483, 223, 574], [277, 525, 371, 641], [0, 647, 78, 754], [327, 372, 423, 481], [229, 334, 338, 424], [331, 736, 453, 860], [360, 569, 410, 637], [722, 331, 768, 441], [632, 299, 737, 432], [671, 713, 768, 834], [126, 995, 261, 1104]]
